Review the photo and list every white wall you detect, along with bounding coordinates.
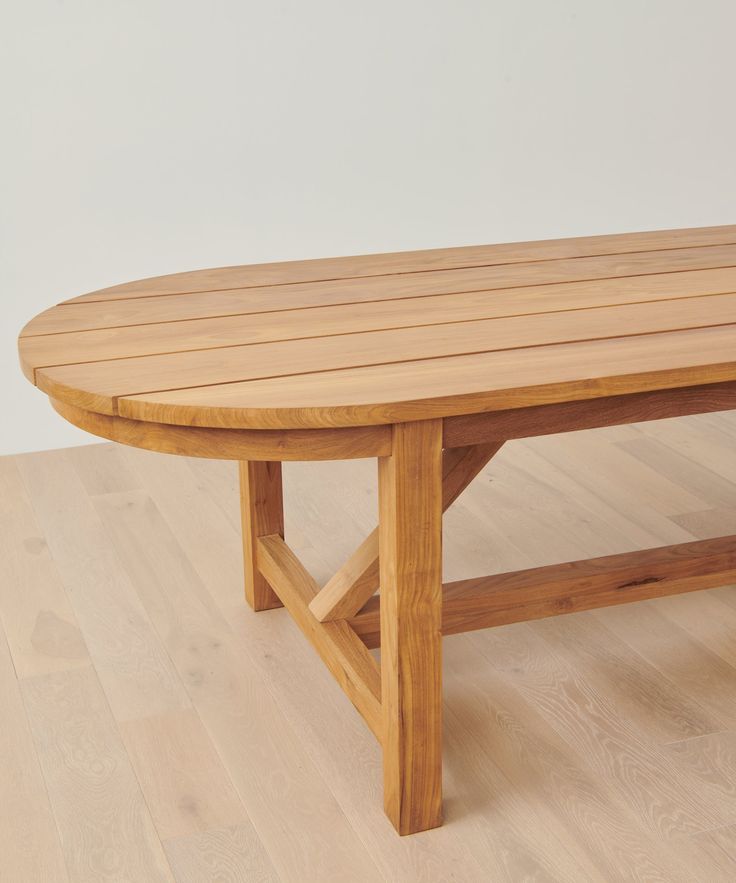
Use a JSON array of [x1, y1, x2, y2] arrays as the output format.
[[2, 0, 735, 455]]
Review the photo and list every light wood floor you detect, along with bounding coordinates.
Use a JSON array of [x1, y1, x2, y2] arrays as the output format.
[[5, 413, 736, 881]]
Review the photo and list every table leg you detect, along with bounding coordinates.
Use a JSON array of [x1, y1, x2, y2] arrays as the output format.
[[378, 419, 444, 834], [239, 461, 284, 611]]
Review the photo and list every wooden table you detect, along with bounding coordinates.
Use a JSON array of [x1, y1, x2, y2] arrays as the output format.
[[18, 224, 736, 835]]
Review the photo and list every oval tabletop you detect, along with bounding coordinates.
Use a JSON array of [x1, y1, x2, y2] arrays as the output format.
[[18, 224, 736, 429]]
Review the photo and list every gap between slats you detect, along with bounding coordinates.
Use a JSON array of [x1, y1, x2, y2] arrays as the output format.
[[22, 287, 736, 373], [97, 323, 736, 418], [31, 295, 736, 410], [59, 226, 736, 304], [21, 247, 736, 338]]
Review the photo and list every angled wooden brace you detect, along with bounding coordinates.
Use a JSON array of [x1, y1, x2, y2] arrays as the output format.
[[309, 440, 506, 622], [257, 533, 382, 738]]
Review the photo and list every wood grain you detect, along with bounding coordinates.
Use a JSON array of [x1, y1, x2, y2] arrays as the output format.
[[57, 224, 736, 302], [0, 458, 89, 678], [256, 534, 383, 739], [240, 462, 283, 611], [470, 623, 722, 837], [164, 825, 279, 883], [310, 442, 504, 622], [111, 324, 736, 429], [379, 419, 444, 834], [308, 533, 381, 623], [20, 665, 174, 882], [119, 708, 249, 841], [443, 637, 699, 881], [351, 535, 736, 648], [88, 482, 383, 881], [692, 824, 736, 877], [444, 380, 736, 448], [32, 292, 736, 415], [226, 604, 501, 882], [19, 265, 736, 356], [0, 625, 69, 883], [530, 613, 718, 745], [17, 226, 736, 432], [8, 430, 736, 875], [666, 732, 736, 811], [16, 450, 191, 721], [15, 223, 736, 848], [593, 601, 736, 731]]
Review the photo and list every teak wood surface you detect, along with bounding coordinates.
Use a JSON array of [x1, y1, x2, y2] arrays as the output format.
[[18, 223, 736, 834]]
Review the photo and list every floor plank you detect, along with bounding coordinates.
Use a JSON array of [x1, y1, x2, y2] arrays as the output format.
[[444, 635, 695, 882], [594, 601, 736, 731], [665, 732, 736, 824], [119, 708, 251, 841], [0, 623, 69, 883], [227, 604, 504, 883], [118, 447, 246, 611], [16, 449, 191, 720], [693, 823, 736, 875], [528, 612, 719, 744], [20, 665, 174, 882], [0, 458, 89, 678], [164, 825, 279, 883], [87, 484, 383, 883], [468, 623, 725, 836]]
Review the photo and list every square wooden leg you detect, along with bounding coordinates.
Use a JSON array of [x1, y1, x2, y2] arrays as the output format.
[[378, 419, 444, 834], [239, 461, 284, 611]]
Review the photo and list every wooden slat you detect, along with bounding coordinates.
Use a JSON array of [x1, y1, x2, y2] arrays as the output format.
[[309, 442, 504, 622], [255, 534, 382, 740], [350, 536, 736, 649], [116, 324, 736, 429], [19, 263, 736, 340], [20, 267, 736, 368], [379, 420, 444, 835], [62, 224, 736, 302], [240, 462, 283, 611], [443, 380, 736, 447], [31, 292, 736, 415]]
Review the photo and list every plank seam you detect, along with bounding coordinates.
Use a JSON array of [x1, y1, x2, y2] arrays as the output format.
[[58, 236, 736, 304], [66, 320, 736, 410], [21, 285, 736, 372]]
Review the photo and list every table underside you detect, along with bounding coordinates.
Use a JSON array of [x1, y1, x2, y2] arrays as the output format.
[[49, 379, 736, 834]]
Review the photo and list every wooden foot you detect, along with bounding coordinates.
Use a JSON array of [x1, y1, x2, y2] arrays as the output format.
[[239, 461, 284, 611], [379, 420, 444, 834]]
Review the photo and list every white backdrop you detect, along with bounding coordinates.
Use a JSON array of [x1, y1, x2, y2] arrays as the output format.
[[2, 0, 735, 455]]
